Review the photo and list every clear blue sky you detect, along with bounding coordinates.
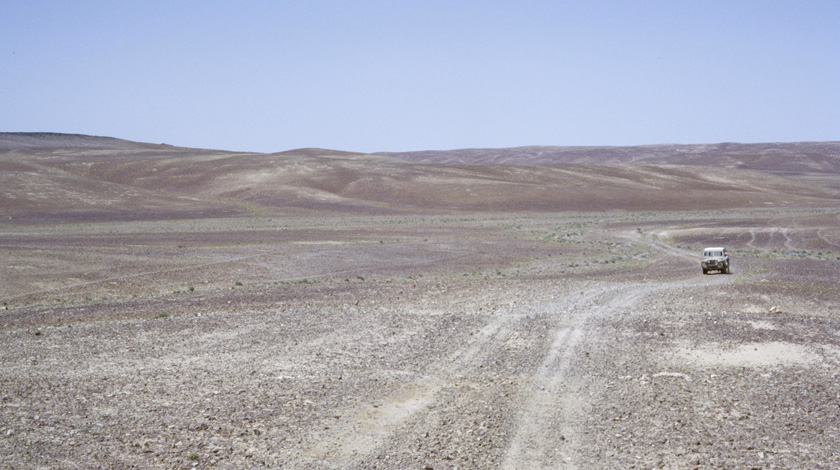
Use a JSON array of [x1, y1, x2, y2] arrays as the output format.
[[2, 1, 838, 153]]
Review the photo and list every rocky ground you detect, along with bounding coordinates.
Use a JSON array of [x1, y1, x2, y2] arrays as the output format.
[[1, 210, 839, 469]]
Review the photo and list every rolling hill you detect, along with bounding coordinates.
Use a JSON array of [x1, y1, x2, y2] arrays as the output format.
[[2, 133, 838, 223]]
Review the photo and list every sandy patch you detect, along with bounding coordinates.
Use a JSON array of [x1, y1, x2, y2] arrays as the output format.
[[742, 304, 769, 314], [675, 341, 819, 368], [747, 320, 777, 330]]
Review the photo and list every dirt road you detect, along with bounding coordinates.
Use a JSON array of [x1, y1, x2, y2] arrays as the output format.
[[2, 212, 839, 469]]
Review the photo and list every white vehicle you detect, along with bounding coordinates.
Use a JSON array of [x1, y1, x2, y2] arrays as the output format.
[[701, 247, 730, 274]]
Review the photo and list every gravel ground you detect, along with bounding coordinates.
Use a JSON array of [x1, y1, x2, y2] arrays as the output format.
[[1, 211, 839, 469]]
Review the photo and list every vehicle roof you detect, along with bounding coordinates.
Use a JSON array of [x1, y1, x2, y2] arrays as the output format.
[[703, 247, 726, 252]]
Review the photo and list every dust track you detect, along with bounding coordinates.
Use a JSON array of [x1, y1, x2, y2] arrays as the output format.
[[499, 279, 715, 469]]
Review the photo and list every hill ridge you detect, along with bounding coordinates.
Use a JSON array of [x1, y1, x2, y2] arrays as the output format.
[[2, 134, 839, 222]]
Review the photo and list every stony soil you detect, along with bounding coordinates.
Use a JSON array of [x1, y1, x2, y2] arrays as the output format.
[[1, 210, 839, 469]]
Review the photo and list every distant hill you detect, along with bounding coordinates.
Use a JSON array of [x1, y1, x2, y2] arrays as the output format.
[[376, 142, 840, 174], [0, 132, 180, 150], [2, 133, 839, 223]]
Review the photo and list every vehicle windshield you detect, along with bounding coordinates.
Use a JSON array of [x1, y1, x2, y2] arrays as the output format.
[[705, 251, 723, 257]]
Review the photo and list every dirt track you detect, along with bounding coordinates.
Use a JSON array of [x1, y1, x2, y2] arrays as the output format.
[[2, 211, 839, 469]]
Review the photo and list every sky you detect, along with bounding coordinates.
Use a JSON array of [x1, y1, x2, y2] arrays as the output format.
[[2, 1, 838, 153]]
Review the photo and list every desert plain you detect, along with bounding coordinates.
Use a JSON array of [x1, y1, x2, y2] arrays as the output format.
[[1, 133, 839, 469]]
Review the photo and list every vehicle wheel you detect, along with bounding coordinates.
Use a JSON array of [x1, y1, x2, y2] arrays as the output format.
[[703, 269, 708, 275]]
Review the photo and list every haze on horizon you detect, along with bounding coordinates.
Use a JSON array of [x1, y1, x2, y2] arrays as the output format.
[[2, 0, 838, 154]]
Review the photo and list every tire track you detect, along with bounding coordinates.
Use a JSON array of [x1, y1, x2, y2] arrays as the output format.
[[299, 287, 525, 467], [500, 284, 648, 469], [816, 228, 840, 249], [747, 228, 756, 248]]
